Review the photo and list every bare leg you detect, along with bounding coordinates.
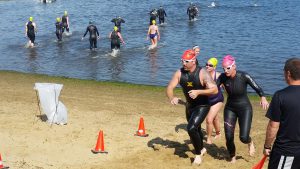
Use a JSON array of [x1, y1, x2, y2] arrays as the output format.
[[230, 156, 236, 163], [206, 102, 223, 144]]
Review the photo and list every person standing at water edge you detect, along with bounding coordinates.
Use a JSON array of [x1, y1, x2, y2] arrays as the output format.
[[62, 11, 70, 33], [55, 17, 63, 41], [205, 57, 223, 144], [109, 26, 125, 51], [147, 20, 160, 48], [216, 55, 269, 163], [157, 6, 167, 24], [82, 21, 100, 50], [263, 58, 300, 169], [187, 2, 199, 21], [166, 50, 218, 165], [111, 16, 125, 33], [25, 16, 37, 48]]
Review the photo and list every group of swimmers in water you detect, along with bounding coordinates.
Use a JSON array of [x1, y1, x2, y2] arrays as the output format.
[[24, 2, 205, 51]]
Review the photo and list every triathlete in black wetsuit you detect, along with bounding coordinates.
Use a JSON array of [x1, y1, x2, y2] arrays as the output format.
[[111, 16, 125, 33], [149, 9, 158, 25], [55, 18, 63, 41], [82, 22, 100, 50], [157, 6, 167, 24], [166, 50, 218, 165], [109, 26, 125, 50], [62, 11, 69, 33], [187, 3, 199, 21], [25, 17, 37, 47], [217, 55, 269, 163]]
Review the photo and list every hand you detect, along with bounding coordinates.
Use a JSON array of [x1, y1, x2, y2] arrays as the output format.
[[122, 41, 125, 45], [97, 36, 100, 39], [260, 97, 269, 110], [81, 37, 84, 40], [146, 36, 149, 40], [188, 90, 198, 99], [263, 147, 271, 156], [170, 97, 180, 105]]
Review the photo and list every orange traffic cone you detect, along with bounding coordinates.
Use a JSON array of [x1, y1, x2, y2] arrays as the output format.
[[252, 155, 267, 169], [91, 130, 108, 154], [0, 154, 9, 169], [135, 117, 149, 137]]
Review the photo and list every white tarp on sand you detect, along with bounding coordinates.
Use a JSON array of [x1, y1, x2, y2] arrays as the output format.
[[34, 83, 67, 125]]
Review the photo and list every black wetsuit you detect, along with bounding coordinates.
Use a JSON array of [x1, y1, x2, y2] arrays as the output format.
[[111, 18, 125, 32], [110, 31, 121, 50], [83, 25, 99, 50], [157, 8, 167, 24], [62, 15, 69, 32], [217, 71, 265, 158], [179, 66, 210, 155], [26, 21, 35, 44], [149, 10, 157, 25], [187, 6, 198, 21], [55, 21, 63, 41]]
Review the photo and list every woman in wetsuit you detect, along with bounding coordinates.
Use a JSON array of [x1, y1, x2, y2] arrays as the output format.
[[217, 55, 269, 163], [25, 16, 37, 48], [61, 11, 70, 33], [55, 17, 63, 41], [205, 57, 224, 144], [82, 21, 100, 50], [109, 26, 125, 51]]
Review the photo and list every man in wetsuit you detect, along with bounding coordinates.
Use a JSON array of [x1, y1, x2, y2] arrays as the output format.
[[147, 20, 160, 47], [263, 58, 300, 169], [61, 11, 70, 33], [187, 3, 199, 21], [82, 21, 100, 50], [166, 49, 218, 165], [111, 16, 125, 33], [149, 8, 158, 25], [157, 6, 167, 24], [55, 17, 63, 41], [25, 16, 37, 48], [109, 26, 125, 51], [217, 55, 269, 163]]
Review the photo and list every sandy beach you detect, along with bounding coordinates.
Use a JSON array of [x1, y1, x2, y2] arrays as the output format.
[[0, 71, 269, 169]]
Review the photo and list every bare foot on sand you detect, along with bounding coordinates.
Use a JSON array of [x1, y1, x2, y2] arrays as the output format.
[[248, 141, 255, 156], [214, 133, 221, 140], [192, 148, 207, 165], [230, 156, 236, 163], [207, 137, 213, 144]]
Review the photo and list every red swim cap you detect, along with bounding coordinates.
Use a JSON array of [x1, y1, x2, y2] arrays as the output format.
[[181, 49, 196, 60]]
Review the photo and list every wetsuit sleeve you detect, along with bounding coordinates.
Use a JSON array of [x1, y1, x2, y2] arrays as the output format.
[[244, 72, 265, 97], [121, 19, 125, 23], [83, 27, 89, 37], [265, 91, 281, 122], [164, 10, 167, 17], [216, 73, 224, 87], [95, 27, 99, 36], [111, 19, 115, 22]]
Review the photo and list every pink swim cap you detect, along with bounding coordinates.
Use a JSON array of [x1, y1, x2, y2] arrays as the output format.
[[181, 49, 196, 60], [222, 55, 235, 65]]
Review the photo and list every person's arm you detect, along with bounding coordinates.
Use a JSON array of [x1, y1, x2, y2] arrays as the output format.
[[117, 32, 125, 44], [33, 22, 37, 33], [156, 27, 160, 40], [263, 120, 279, 156], [95, 27, 100, 39], [164, 10, 167, 17], [82, 27, 88, 39], [188, 68, 218, 99], [146, 27, 150, 39], [245, 73, 269, 109], [166, 70, 181, 105], [25, 22, 28, 35], [108, 32, 112, 39], [187, 8, 189, 15], [121, 19, 125, 23]]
